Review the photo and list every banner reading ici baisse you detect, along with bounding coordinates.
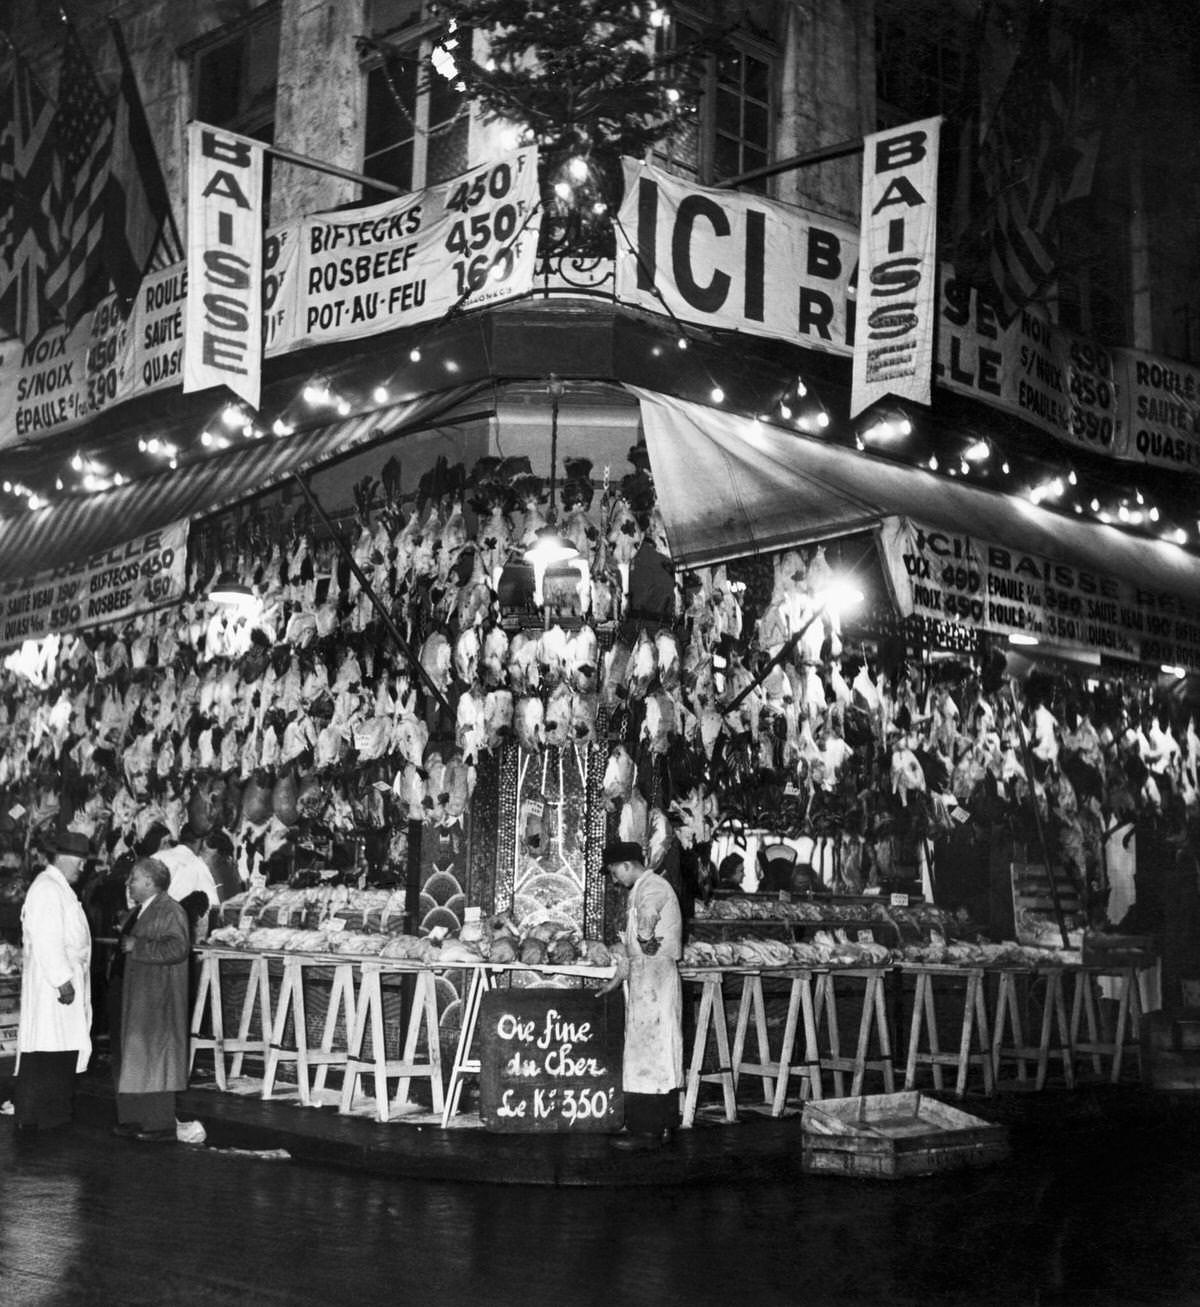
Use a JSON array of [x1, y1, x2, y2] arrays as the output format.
[[271, 148, 542, 350], [615, 157, 858, 356], [0, 519, 188, 650], [878, 516, 1200, 671]]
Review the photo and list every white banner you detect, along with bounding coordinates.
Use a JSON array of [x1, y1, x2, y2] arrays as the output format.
[[879, 516, 1200, 671], [183, 121, 264, 410], [0, 519, 189, 649], [850, 117, 941, 418], [616, 157, 858, 354], [273, 149, 540, 349]]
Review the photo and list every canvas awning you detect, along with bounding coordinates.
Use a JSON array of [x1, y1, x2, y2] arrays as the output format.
[[634, 388, 1200, 610], [0, 384, 492, 581]]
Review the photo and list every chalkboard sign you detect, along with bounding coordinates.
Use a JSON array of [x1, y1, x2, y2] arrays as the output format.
[[479, 988, 624, 1133]]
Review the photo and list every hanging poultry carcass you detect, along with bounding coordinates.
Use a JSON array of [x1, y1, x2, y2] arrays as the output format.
[[543, 682, 575, 749], [442, 752, 474, 822], [455, 548, 494, 631], [617, 785, 649, 847], [564, 624, 598, 693], [483, 689, 514, 750], [514, 695, 546, 754], [506, 631, 540, 695], [569, 690, 599, 744], [417, 630, 453, 697], [456, 686, 487, 764], [480, 626, 509, 688], [453, 626, 480, 685], [536, 625, 569, 687], [602, 744, 635, 809]]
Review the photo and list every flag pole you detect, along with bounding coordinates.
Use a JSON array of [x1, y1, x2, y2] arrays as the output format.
[[199, 122, 408, 198]]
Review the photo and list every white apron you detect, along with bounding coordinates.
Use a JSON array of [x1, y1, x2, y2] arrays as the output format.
[[620, 870, 683, 1094], [18, 865, 93, 1073]]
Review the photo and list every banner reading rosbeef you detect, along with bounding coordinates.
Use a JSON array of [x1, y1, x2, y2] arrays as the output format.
[[0, 519, 188, 649], [183, 122, 265, 410], [850, 117, 941, 418], [273, 148, 541, 350], [616, 157, 858, 354]]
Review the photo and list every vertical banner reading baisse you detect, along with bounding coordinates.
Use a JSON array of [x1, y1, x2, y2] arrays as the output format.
[[850, 116, 942, 419], [183, 121, 264, 410]]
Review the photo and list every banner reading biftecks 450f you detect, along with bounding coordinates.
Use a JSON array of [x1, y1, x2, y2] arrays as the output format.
[[183, 121, 264, 410], [850, 116, 942, 419]]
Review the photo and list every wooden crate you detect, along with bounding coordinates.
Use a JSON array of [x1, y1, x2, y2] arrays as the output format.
[[801, 1091, 1009, 1179]]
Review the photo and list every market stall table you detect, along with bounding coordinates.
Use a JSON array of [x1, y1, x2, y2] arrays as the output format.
[[680, 967, 738, 1127], [1067, 963, 1153, 1084], [990, 966, 1074, 1090], [729, 967, 824, 1115], [813, 967, 896, 1098], [189, 948, 272, 1090], [900, 964, 994, 1099]]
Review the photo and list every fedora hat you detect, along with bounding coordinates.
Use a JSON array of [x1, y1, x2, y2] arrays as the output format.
[[51, 830, 91, 860]]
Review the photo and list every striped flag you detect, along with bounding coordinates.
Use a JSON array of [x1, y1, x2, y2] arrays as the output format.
[[44, 19, 114, 330], [0, 41, 56, 342], [958, 3, 1100, 324], [104, 18, 184, 311]]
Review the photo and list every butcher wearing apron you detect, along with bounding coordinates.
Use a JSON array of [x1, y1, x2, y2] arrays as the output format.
[[597, 840, 683, 1152]]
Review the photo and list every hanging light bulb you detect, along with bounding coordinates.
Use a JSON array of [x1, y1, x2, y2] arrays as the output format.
[[209, 571, 257, 611], [964, 439, 990, 463], [409, 346, 422, 363], [524, 375, 580, 579], [373, 385, 389, 404], [710, 386, 724, 404]]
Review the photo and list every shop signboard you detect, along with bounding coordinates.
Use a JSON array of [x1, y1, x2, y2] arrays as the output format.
[[183, 121, 266, 410], [936, 274, 1127, 464], [478, 988, 623, 1133], [0, 519, 188, 650], [616, 157, 858, 356], [272, 147, 542, 351], [879, 516, 1200, 670], [851, 116, 941, 418]]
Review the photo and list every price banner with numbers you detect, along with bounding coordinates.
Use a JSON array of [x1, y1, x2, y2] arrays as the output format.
[[273, 148, 541, 351], [880, 516, 1200, 669], [936, 271, 1123, 461], [479, 988, 624, 1133], [0, 520, 188, 650]]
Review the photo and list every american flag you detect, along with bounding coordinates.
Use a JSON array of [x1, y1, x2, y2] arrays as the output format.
[[955, 4, 1100, 325], [0, 42, 57, 342], [44, 20, 114, 330]]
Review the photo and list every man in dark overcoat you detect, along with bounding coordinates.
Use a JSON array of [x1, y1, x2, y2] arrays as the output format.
[[112, 857, 190, 1143]]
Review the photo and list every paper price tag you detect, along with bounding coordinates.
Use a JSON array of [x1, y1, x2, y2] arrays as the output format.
[[856, 929, 875, 945], [524, 800, 544, 818], [889, 893, 910, 907]]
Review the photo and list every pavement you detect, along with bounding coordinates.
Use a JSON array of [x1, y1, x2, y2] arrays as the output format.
[[7, 1057, 1198, 1189]]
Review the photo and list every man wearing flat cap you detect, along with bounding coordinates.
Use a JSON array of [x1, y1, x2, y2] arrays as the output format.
[[596, 840, 683, 1152], [13, 829, 94, 1134]]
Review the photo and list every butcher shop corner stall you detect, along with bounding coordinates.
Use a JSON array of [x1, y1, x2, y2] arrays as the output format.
[[3, 148, 1200, 1130], [1, 372, 1197, 1125]]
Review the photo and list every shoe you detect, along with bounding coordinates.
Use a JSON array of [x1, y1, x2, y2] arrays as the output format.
[[134, 1128, 177, 1144], [111, 1123, 142, 1139], [610, 1132, 662, 1153]]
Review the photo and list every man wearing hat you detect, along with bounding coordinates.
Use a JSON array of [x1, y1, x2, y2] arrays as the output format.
[[596, 840, 684, 1152], [14, 829, 94, 1133]]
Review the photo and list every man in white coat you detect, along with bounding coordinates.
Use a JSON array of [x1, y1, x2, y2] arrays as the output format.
[[597, 840, 683, 1152], [14, 829, 94, 1134]]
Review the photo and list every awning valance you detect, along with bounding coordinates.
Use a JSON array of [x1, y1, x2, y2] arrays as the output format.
[[634, 389, 1200, 610]]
